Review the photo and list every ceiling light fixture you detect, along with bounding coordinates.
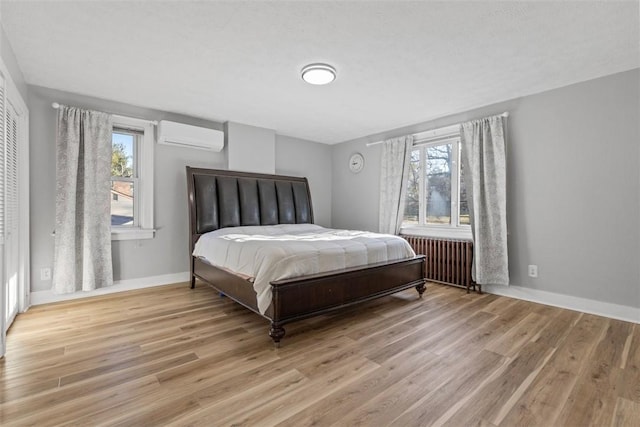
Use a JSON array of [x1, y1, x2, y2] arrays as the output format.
[[301, 63, 336, 85]]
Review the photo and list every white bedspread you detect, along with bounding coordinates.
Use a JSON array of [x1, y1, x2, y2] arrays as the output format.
[[193, 224, 416, 314]]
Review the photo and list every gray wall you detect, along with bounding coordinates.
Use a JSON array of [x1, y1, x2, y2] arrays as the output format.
[[0, 22, 27, 101], [28, 85, 227, 292], [332, 69, 640, 309], [227, 122, 276, 174], [276, 135, 332, 228], [332, 142, 382, 233]]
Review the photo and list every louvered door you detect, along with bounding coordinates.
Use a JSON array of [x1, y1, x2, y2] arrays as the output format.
[[0, 73, 20, 336], [4, 97, 19, 329], [0, 75, 6, 338], [0, 65, 27, 358]]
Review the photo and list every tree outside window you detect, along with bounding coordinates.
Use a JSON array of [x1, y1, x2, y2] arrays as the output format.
[[403, 139, 469, 229]]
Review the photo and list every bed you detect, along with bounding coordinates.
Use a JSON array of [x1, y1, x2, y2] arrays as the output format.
[[186, 167, 426, 345]]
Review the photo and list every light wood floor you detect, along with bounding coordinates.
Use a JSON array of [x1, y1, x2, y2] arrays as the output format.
[[1, 282, 638, 426]]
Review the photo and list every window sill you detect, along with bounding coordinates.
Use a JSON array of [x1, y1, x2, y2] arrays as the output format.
[[111, 228, 155, 241], [400, 225, 472, 241]]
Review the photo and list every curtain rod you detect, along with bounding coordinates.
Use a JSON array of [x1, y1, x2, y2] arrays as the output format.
[[365, 111, 509, 147], [51, 102, 159, 125]]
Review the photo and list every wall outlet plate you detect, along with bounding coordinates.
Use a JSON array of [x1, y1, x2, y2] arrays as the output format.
[[528, 264, 538, 278], [40, 267, 52, 281]]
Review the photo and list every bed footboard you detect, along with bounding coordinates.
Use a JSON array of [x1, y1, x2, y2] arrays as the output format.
[[270, 256, 426, 324], [192, 255, 426, 345]]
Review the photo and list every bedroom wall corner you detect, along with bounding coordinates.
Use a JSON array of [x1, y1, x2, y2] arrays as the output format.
[[275, 134, 332, 228]]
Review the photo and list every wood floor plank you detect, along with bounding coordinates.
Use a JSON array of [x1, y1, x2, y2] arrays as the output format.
[[0, 376, 162, 426], [498, 313, 609, 427], [556, 319, 632, 426], [611, 397, 640, 427], [1, 345, 144, 387], [333, 361, 453, 426], [221, 356, 380, 426], [427, 310, 497, 355], [530, 308, 582, 348], [390, 349, 508, 426], [177, 369, 310, 426], [363, 294, 497, 363], [440, 340, 556, 426], [1, 282, 635, 426], [0, 376, 60, 405], [618, 323, 640, 403], [275, 347, 438, 427], [485, 311, 552, 356], [439, 303, 534, 358]]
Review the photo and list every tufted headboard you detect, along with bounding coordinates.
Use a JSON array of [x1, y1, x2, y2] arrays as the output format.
[[186, 167, 314, 250]]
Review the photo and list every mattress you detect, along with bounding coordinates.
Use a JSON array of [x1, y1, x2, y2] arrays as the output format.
[[192, 224, 416, 314]]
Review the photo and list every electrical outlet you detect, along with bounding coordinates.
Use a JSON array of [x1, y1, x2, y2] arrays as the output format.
[[528, 264, 538, 278], [40, 267, 52, 281]]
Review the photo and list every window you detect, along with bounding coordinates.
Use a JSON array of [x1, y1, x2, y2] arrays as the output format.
[[111, 131, 136, 226], [403, 125, 470, 237], [110, 115, 155, 240]]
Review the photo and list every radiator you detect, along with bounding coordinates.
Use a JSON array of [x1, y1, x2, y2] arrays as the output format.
[[402, 235, 480, 293]]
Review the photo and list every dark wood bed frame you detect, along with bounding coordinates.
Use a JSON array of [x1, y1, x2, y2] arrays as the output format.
[[186, 167, 426, 345]]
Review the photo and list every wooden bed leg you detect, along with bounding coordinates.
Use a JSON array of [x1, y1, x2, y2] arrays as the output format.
[[415, 281, 426, 298], [190, 256, 196, 289], [269, 324, 286, 347]]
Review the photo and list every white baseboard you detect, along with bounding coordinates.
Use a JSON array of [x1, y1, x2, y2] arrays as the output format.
[[483, 284, 640, 324], [30, 271, 190, 306]]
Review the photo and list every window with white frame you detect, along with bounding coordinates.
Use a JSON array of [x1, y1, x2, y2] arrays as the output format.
[[110, 115, 155, 240], [403, 125, 470, 234]]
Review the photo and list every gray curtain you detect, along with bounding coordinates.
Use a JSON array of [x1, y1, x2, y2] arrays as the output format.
[[379, 135, 414, 234], [460, 115, 509, 285], [53, 106, 113, 294]]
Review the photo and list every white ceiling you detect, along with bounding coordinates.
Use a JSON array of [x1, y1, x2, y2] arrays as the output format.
[[1, 1, 638, 144]]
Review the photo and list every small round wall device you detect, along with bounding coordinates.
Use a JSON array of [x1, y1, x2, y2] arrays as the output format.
[[349, 153, 364, 173]]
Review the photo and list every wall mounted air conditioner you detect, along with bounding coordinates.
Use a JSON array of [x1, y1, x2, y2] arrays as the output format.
[[157, 120, 224, 151]]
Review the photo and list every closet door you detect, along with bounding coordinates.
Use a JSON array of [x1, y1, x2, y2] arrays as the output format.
[[0, 66, 27, 358], [0, 74, 6, 356], [4, 97, 19, 331], [0, 74, 21, 356]]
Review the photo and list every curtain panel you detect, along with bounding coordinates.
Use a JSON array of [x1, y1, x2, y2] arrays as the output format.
[[460, 115, 509, 286], [52, 106, 113, 294], [379, 135, 414, 234]]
